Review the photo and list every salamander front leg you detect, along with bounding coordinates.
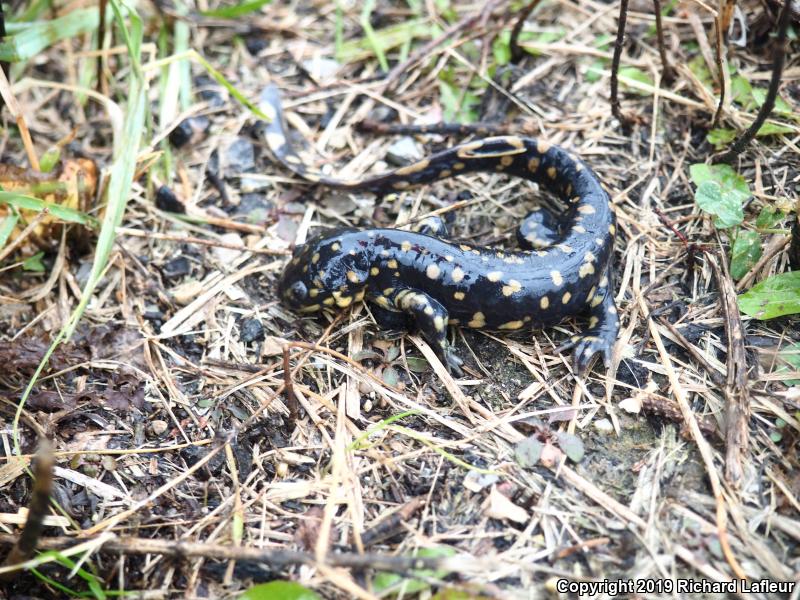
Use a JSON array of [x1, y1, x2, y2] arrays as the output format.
[[557, 269, 619, 374], [389, 288, 463, 376]]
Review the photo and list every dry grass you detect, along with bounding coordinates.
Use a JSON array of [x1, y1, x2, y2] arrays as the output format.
[[0, 0, 798, 598]]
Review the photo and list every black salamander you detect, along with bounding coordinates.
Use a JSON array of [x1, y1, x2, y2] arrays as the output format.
[[260, 86, 619, 375]]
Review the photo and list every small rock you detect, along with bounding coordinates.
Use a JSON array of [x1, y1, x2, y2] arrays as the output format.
[[150, 420, 168, 436], [594, 418, 615, 433], [222, 138, 255, 174], [161, 256, 191, 280], [155, 185, 185, 213], [212, 232, 245, 264], [169, 115, 210, 149], [302, 56, 340, 81], [386, 136, 422, 165], [240, 318, 265, 343]]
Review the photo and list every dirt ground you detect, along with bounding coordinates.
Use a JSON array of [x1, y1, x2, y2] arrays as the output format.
[[0, 0, 799, 598]]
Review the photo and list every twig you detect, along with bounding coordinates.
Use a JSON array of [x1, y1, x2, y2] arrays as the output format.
[[509, 0, 544, 62], [711, 16, 727, 127], [651, 0, 673, 82], [116, 227, 289, 255], [714, 0, 791, 163], [610, 0, 631, 127], [1, 442, 53, 577], [283, 346, 298, 420], [708, 253, 750, 488]]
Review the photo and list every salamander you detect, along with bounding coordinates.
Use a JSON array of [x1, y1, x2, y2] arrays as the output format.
[[259, 86, 619, 375]]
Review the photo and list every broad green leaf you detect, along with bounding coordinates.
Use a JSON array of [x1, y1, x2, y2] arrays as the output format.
[[731, 75, 755, 108], [777, 343, 800, 385], [240, 581, 321, 600], [729, 231, 761, 280], [405, 356, 429, 373], [751, 88, 794, 116], [756, 121, 793, 137], [515, 436, 543, 468], [738, 271, 800, 319], [335, 20, 435, 65], [707, 128, 736, 147], [0, 191, 97, 227], [200, 0, 272, 18], [694, 181, 744, 228], [755, 205, 783, 229], [22, 251, 45, 272], [619, 67, 654, 95], [690, 164, 749, 228], [373, 546, 456, 595], [555, 431, 585, 462], [688, 55, 713, 88]]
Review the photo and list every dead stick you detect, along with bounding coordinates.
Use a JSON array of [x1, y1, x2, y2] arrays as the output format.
[[509, 0, 544, 62], [652, 0, 673, 82], [1, 443, 53, 577], [610, 0, 631, 127], [708, 253, 750, 488], [714, 0, 790, 163]]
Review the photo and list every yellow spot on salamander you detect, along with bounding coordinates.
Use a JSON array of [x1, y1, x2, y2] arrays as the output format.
[[387, 259, 398, 269], [354, 289, 365, 302], [600, 275, 609, 287], [609, 224, 616, 235], [323, 297, 335, 306], [401, 240, 413, 252], [312, 253, 320, 264], [578, 204, 596, 214], [434, 316, 445, 331], [395, 159, 430, 176], [499, 320, 524, 330], [370, 267, 380, 276], [528, 157, 540, 172], [459, 244, 472, 252], [445, 255, 454, 262], [573, 225, 586, 234], [347, 271, 360, 283], [454, 291, 465, 300], [453, 162, 466, 170], [589, 316, 599, 328], [547, 166, 557, 179], [487, 271, 503, 282], [540, 296, 549, 309], [393, 180, 411, 190], [440, 169, 451, 178], [426, 263, 441, 279], [551, 270, 563, 286], [557, 244, 573, 253], [451, 267, 465, 283], [579, 262, 595, 278], [502, 280, 522, 296], [330, 242, 341, 252], [537, 140, 551, 154], [591, 294, 604, 307], [562, 291, 572, 304], [309, 288, 319, 298], [383, 287, 395, 296], [468, 312, 486, 328], [424, 306, 434, 316], [500, 155, 514, 167]]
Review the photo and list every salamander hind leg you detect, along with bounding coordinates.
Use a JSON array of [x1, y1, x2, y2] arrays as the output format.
[[390, 288, 463, 376], [557, 269, 619, 374]]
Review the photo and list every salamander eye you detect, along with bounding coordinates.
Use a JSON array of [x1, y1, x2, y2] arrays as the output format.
[[287, 281, 308, 303]]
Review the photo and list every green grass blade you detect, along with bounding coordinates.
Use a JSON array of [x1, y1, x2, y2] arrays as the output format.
[[0, 213, 20, 249], [0, 7, 101, 62], [200, 0, 272, 18], [0, 191, 98, 226]]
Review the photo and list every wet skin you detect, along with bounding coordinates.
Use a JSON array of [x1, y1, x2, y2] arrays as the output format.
[[262, 86, 619, 375]]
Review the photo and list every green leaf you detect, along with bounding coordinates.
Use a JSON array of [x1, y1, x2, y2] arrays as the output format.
[[585, 59, 605, 83], [492, 30, 512, 66], [374, 546, 456, 595], [39, 146, 61, 173], [22, 251, 45, 272], [729, 231, 761, 280], [731, 75, 755, 108], [776, 343, 800, 386], [555, 432, 585, 462], [0, 191, 97, 227], [240, 581, 321, 600], [438, 78, 480, 123], [755, 205, 784, 229], [514, 437, 543, 468], [200, 0, 272, 18], [751, 88, 794, 116], [0, 7, 101, 62], [756, 121, 793, 137], [335, 19, 434, 65], [405, 356, 429, 373], [618, 67, 654, 95], [689, 164, 749, 228], [688, 55, 713, 89], [382, 365, 399, 386], [0, 214, 19, 249], [738, 271, 800, 319], [706, 128, 736, 148]]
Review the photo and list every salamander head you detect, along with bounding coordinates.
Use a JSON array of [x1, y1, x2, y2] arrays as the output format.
[[277, 229, 369, 313]]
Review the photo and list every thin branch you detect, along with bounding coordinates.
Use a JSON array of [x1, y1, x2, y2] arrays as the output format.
[[652, 0, 673, 82], [714, 0, 790, 162], [509, 0, 544, 62], [610, 0, 631, 127]]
